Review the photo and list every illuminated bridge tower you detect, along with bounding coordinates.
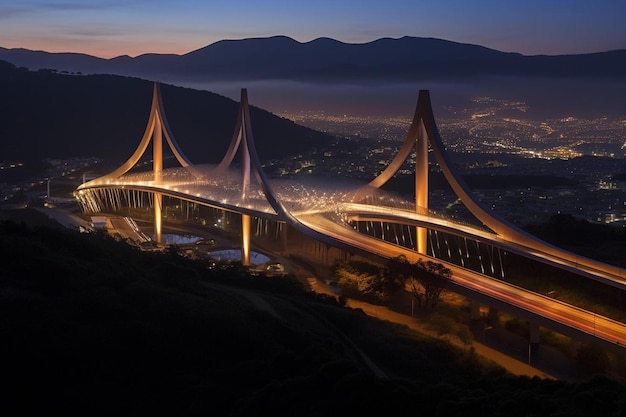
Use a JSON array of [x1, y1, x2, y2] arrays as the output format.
[[216, 89, 254, 265], [87, 82, 193, 244], [218, 88, 350, 266], [368, 90, 626, 286], [75, 83, 340, 267], [367, 91, 432, 254]]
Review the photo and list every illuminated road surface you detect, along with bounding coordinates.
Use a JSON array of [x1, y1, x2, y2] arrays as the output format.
[[297, 212, 626, 348], [77, 178, 626, 349]]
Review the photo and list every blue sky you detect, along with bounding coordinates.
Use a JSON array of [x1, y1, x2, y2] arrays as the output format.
[[1, 0, 625, 58]]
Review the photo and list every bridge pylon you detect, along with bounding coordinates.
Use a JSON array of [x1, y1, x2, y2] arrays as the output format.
[[367, 90, 432, 254], [95, 82, 193, 182], [368, 90, 626, 283], [217, 88, 358, 266], [214, 88, 255, 264], [84, 82, 193, 244]]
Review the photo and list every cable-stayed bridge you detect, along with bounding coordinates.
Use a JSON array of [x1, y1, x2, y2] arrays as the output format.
[[74, 83, 626, 350]]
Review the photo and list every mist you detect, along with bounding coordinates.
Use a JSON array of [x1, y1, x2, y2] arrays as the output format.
[[165, 76, 626, 120]]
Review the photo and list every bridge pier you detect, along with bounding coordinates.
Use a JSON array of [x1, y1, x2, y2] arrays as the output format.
[[154, 192, 162, 244], [283, 226, 351, 268], [242, 214, 251, 266], [309, 240, 328, 266], [281, 223, 289, 251]]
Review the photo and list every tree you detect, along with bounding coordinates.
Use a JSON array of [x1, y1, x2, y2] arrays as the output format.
[[385, 256, 452, 312], [386, 255, 423, 308], [417, 259, 451, 310], [334, 257, 404, 302]]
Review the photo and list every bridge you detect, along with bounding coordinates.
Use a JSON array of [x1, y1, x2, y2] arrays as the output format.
[[74, 83, 626, 351]]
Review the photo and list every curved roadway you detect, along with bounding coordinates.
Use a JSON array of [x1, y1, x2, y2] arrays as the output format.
[[76, 179, 626, 350], [73, 85, 626, 352], [296, 211, 626, 349]]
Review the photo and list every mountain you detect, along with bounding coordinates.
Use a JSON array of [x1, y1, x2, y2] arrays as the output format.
[[0, 60, 338, 169], [1, 36, 625, 83]]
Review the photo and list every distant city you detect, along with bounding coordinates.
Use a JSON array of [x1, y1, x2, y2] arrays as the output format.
[[279, 96, 626, 158], [275, 95, 626, 228]]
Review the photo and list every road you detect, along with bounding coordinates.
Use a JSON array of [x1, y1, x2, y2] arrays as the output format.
[[297, 213, 626, 349], [76, 178, 626, 350]]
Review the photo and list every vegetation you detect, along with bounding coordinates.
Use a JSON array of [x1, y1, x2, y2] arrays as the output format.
[[327, 225, 626, 381], [332, 255, 474, 345], [387, 255, 452, 311], [2, 209, 626, 416], [333, 257, 401, 301], [333, 255, 451, 311]]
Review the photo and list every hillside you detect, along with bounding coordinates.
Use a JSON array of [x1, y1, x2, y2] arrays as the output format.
[[1, 209, 625, 416], [0, 60, 338, 170]]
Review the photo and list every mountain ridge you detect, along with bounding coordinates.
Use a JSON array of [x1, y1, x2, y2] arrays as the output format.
[[2, 35, 624, 83]]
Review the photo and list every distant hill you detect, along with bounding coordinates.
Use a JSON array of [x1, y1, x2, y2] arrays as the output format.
[[0, 60, 338, 167], [1, 36, 625, 83]]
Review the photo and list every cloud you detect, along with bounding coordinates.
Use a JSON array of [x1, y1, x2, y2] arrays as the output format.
[[0, 0, 130, 20], [0, 4, 33, 20]]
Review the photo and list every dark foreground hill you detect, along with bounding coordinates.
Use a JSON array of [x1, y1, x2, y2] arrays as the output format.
[[0, 60, 337, 169], [1, 209, 625, 417]]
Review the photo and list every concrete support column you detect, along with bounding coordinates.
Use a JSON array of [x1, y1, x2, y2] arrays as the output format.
[[281, 223, 288, 251], [154, 192, 162, 244], [241, 214, 251, 266]]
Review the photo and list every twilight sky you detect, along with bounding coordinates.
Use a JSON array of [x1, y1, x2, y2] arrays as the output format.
[[1, 0, 625, 59]]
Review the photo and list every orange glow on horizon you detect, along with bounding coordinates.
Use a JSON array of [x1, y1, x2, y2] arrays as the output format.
[[0, 38, 203, 59]]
